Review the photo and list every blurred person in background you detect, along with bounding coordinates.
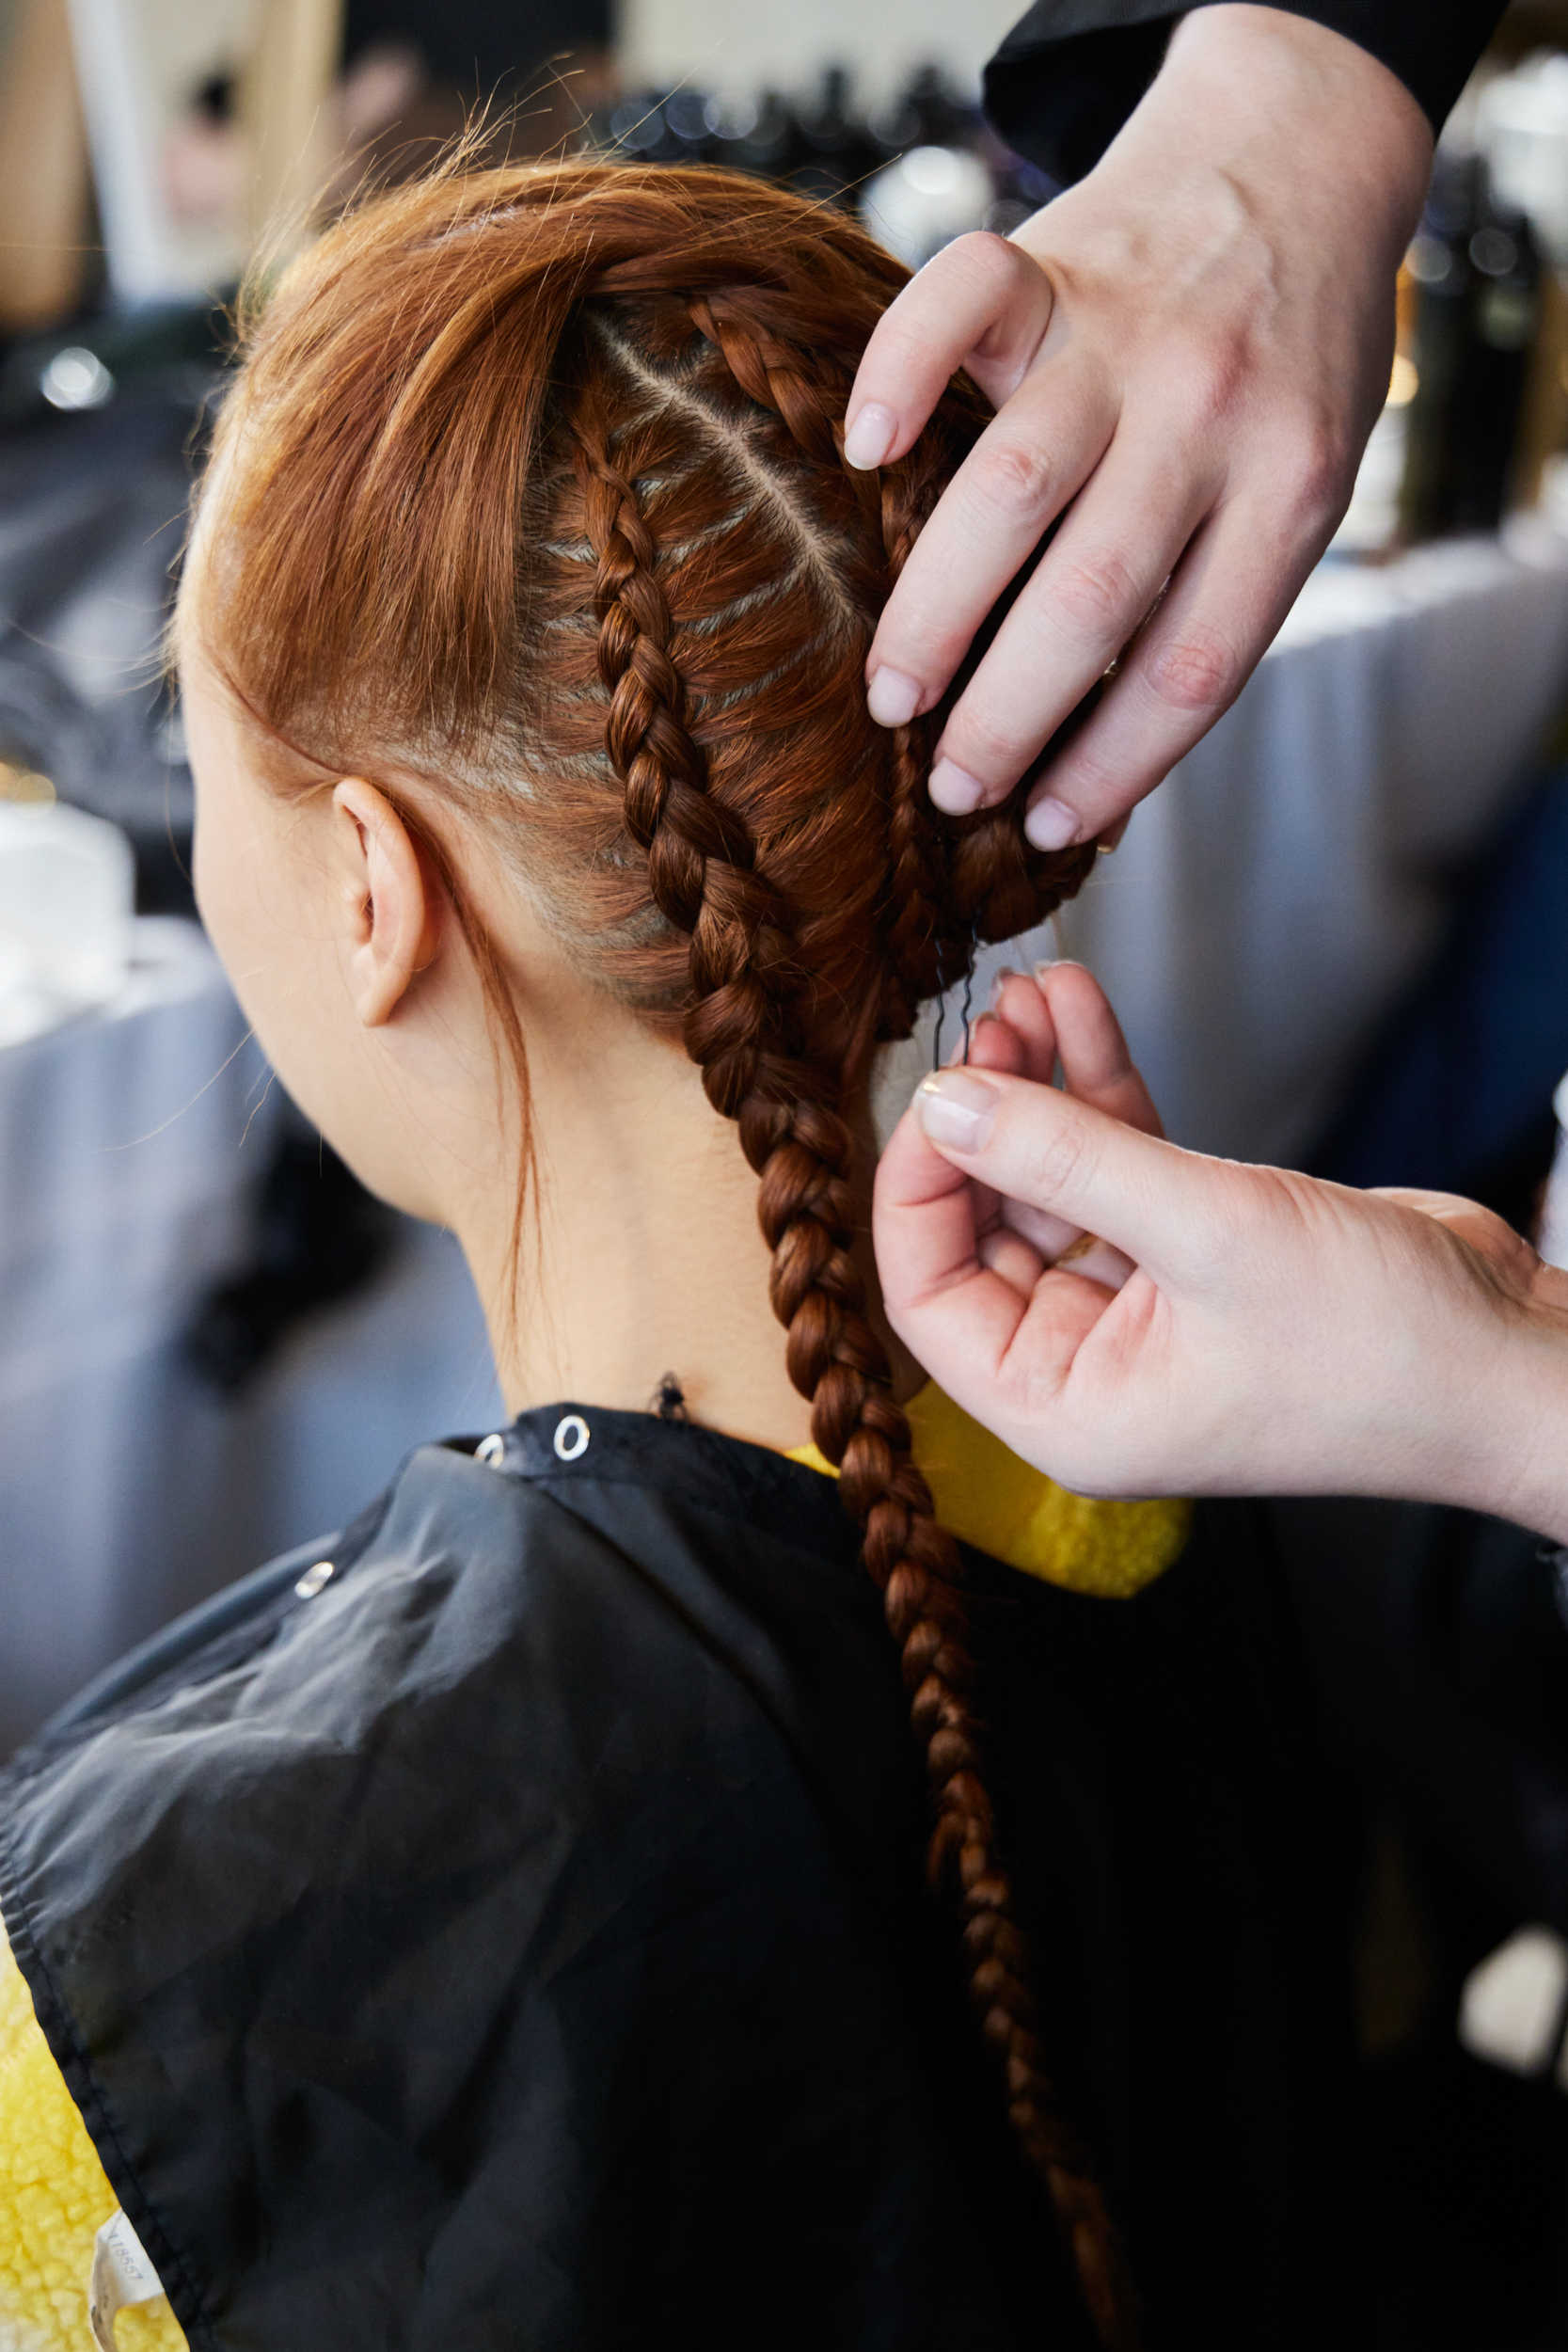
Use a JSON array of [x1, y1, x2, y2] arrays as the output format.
[[853, 9, 1568, 2341]]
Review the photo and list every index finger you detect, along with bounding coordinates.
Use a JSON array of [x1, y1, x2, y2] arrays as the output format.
[[873, 1093, 1039, 1367], [1037, 962, 1164, 1136], [903, 1067, 1228, 1283], [844, 231, 1054, 470]]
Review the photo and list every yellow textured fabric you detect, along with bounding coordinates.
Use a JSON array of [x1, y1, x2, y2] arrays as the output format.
[[0, 1925, 187, 2352], [787, 1380, 1190, 1600]]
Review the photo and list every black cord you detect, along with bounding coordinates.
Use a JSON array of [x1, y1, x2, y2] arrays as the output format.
[[959, 955, 978, 1064]]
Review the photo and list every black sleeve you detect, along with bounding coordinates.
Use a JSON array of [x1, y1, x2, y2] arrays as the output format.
[[984, 0, 1509, 187]]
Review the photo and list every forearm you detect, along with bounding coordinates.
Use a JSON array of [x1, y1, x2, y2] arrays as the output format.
[[1137, 8, 1433, 262]]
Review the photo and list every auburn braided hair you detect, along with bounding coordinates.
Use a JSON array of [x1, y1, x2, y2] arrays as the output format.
[[191, 157, 1129, 2344]]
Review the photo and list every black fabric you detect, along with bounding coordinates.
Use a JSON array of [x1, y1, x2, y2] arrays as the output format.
[[1266, 1496, 1568, 1935], [984, 0, 1508, 186], [2, 1408, 1352, 2348], [341, 0, 611, 87]]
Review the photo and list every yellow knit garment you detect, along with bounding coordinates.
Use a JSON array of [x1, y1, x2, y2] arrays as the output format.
[[0, 1930, 187, 2352], [787, 1380, 1191, 1601]]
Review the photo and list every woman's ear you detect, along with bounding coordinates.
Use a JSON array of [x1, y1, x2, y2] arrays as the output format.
[[330, 778, 443, 1027]]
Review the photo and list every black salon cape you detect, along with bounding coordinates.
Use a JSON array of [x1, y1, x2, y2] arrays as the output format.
[[0, 1408, 1350, 2350]]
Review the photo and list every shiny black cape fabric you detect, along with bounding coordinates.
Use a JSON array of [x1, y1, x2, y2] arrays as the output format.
[[1, 1409, 1351, 2348]]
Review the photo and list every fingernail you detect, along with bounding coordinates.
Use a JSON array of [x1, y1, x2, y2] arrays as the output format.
[[866, 667, 922, 727], [1024, 794, 1082, 851], [928, 758, 985, 816], [916, 1069, 999, 1151], [843, 402, 896, 469], [987, 965, 1018, 1009]]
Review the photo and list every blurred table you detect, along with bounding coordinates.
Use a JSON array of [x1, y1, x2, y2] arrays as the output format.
[[1053, 523, 1568, 1162], [0, 918, 501, 1749]]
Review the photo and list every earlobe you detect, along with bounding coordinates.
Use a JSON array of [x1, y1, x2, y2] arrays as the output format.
[[332, 778, 440, 1027]]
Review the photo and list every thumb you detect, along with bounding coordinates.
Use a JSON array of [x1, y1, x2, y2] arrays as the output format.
[[909, 1066, 1228, 1280]]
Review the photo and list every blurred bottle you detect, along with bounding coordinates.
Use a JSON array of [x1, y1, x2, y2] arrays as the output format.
[[1400, 153, 1541, 540], [606, 96, 683, 165], [1330, 321, 1418, 556], [790, 67, 879, 207], [868, 63, 975, 161], [701, 91, 760, 175], [1477, 54, 1568, 512], [661, 90, 716, 163], [731, 89, 801, 180]]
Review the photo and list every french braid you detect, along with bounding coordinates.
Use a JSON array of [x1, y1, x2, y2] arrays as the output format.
[[197, 157, 1120, 2344], [575, 294, 1133, 2349]]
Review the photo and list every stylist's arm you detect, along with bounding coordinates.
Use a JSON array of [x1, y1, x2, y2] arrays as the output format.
[[846, 4, 1434, 842], [876, 966, 1568, 1542]]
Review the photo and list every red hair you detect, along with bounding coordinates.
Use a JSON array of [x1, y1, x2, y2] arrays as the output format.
[[189, 157, 1130, 2344]]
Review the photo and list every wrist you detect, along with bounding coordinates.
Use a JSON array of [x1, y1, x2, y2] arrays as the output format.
[[1156, 6, 1433, 257]]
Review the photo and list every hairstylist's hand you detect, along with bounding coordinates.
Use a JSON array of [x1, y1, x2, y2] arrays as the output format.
[[876, 967, 1568, 1544], [846, 5, 1433, 847]]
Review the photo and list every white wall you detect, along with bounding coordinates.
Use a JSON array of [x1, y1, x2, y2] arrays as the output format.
[[616, 0, 1024, 103]]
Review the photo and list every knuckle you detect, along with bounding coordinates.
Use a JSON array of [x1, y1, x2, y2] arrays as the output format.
[[1277, 421, 1356, 537], [1041, 546, 1145, 644], [1180, 341, 1249, 433], [1142, 622, 1241, 717], [865, 314, 943, 390], [946, 700, 1036, 777], [970, 434, 1059, 528], [944, 229, 1029, 297], [1014, 1355, 1073, 1425], [879, 607, 966, 681], [1014, 1100, 1094, 1208]]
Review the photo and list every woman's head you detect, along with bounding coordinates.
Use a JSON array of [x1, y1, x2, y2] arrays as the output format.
[[179, 158, 1128, 2342], [182, 159, 1090, 1116]]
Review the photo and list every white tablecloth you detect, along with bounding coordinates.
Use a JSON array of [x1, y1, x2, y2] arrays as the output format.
[[1055, 524, 1568, 1161], [0, 919, 502, 1747]]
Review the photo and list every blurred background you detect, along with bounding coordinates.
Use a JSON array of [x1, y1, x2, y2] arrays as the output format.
[[11, 0, 1568, 2342]]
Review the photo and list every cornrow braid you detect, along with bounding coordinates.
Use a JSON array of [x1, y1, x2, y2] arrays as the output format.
[[685, 289, 1092, 1019], [575, 291, 1136, 2350], [573, 388, 807, 1120], [690, 290, 956, 1033]]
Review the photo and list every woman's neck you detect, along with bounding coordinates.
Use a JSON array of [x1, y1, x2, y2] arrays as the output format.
[[451, 988, 917, 1453]]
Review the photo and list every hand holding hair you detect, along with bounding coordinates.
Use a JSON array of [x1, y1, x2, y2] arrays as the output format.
[[875, 965, 1568, 1542], [845, 3, 1433, 846]]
